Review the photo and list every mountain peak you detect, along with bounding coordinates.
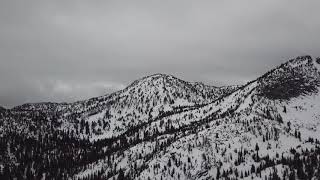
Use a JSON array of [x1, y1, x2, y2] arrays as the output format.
[[121, 73, 207, 104], [257, 55, 320, 100], [139, 73, 180, 82], [291, 55, 312, 62], [146, 73, 172, 78], [285, 55, 313, 68], [125, 73, 178, 89]]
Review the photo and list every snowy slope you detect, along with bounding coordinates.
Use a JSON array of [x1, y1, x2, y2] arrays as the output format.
[[1, 56, 320, 180], [58, 74, 238, 141], [73, 56, 320, 180]]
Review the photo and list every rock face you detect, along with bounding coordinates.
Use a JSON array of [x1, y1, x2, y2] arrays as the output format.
[[1, 56, 320, 180]]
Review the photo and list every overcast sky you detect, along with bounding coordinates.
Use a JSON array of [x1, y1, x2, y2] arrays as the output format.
[[1, 0, 320, 108]]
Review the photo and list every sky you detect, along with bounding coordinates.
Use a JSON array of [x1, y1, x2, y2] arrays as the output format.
[[1, 0, 320, 108]]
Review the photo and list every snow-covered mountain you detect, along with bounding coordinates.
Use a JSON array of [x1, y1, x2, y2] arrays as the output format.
[[1, 55, 320, 180]]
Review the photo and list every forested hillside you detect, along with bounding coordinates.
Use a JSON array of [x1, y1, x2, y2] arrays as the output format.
[[1, 56, 320, 180]]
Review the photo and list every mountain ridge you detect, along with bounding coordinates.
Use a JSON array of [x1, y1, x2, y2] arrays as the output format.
[[1, 55, 320, 180], [8, 73, 235, 110]]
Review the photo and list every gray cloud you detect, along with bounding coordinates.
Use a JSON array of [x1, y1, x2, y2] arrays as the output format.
[[1, 0, 320, 107]]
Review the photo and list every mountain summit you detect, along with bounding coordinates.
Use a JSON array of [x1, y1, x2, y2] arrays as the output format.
[[258, 55, 320, 99], [1, 56, 320, 180]]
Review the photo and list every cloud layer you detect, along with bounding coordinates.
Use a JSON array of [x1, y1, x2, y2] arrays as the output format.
[[1, 0, 320, 107]]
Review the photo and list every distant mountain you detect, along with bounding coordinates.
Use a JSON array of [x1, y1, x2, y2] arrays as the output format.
[[1, 56, 320, 180], [10, 73, 237, 141]]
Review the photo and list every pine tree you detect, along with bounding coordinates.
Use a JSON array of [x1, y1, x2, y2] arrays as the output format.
[[118, 169, 125, 180], [255, 143, 260, 161], [216, 168, 220, 180]]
